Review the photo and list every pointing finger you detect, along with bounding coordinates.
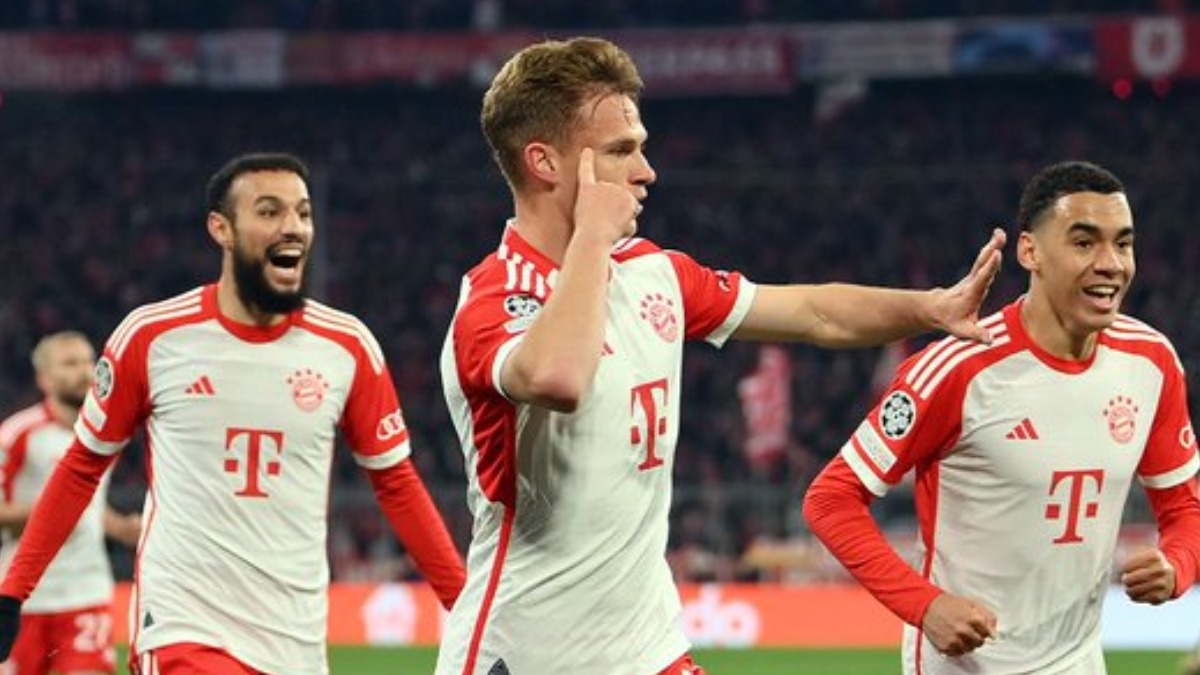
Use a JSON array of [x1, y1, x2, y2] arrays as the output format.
[[578, 147, 596, 186]]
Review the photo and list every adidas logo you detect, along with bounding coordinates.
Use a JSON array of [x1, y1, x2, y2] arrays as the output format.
[[184, 375, 216, 396], [1005, 417, 1039, 440]]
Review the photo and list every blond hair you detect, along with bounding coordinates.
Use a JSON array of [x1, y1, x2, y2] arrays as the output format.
[[30, 330, 91, 373], [481, 37, 644, 190]]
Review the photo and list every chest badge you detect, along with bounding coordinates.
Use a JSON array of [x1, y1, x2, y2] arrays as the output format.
[[288, 368, 329, 412], [1103, 395, 1139, 444], [639, 292, 679, 343]]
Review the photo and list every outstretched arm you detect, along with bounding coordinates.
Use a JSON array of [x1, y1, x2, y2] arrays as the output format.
[[734, 228, 1005, 347], [367, 458, 466, 610]]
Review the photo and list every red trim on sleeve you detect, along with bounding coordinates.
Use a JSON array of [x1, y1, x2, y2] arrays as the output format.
[[1146, 480, 1200, 596], [803, 456, 942, 627], [366, 459, 465, 610], [0, 439, 116, 600], [1, 432, 31, 505]]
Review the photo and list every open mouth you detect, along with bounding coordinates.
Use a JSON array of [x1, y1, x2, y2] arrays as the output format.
[[267, 246, 304, 269], [1083, 285, 1118, 300]]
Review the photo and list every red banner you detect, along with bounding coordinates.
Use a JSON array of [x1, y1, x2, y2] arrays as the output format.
[[1095, 16, 1200, 80], [0, 33, 132, 89]]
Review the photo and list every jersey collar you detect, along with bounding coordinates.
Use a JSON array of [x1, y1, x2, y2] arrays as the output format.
[[203, 284, 298, 343], [1005, 297, 1099, 374]]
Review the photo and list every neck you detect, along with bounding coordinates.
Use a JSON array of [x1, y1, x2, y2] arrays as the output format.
[[216, 275, 287, 327], [45, 397, 79, 427], [1019, 295, 1097, 361], [512, 191, 573, 265]]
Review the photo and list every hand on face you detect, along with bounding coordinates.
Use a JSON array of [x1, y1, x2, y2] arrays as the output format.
[[572, 147, 641, 246]]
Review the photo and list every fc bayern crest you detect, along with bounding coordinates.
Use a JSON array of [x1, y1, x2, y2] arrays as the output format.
[[1104, 395, 1139, 444], [639, 292, 679, 343], [94, 357, 114, 400], [879, 391, 916, 439], [288, 368, 329, 412]]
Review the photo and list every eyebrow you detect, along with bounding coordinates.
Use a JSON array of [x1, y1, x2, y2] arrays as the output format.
[[1068, 222, 1134, 238], [253, 195, 311, 208]]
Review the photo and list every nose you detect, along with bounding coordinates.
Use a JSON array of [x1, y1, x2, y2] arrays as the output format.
[[279, 208, 304, 236], [632, 151, 657, 188], [1093, 243, 1124, 275]]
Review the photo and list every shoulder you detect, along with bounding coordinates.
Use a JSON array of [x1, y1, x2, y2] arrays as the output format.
[[899, 310, 1016, 401], [0, 404, 49, 451], [611, 237, 664, 263], [462, 251, 515, 293], [1103, 314, 1184, 372], [297, 299, 387, 375], [453, 253, 547, 330], [107, 286, 207, 360]]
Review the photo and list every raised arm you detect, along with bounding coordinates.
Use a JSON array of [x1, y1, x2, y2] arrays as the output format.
[[499, 148, 640, 412], [734, 228, 1005, 347]]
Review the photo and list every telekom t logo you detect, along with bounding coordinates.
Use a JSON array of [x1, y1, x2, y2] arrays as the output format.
[[630, 378, 669, 471], [224, 427, 284, 498], [1045, 469, 1105, 544]]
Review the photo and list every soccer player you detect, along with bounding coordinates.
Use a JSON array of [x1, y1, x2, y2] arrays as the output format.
[[0, 331, 141, 675], [804, 161, 1200, 674], [0, 153, 466, 675], [436, 37, 1005, 675]]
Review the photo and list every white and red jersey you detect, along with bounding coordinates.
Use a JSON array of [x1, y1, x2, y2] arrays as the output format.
[[842, 299, 1199, 675], [74, 285, 410, 675], [436, 225, 756, 675], [0, 403, 112, 614]]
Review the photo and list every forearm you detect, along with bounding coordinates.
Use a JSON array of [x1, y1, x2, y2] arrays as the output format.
[[803, 457, 942, 625], [0, 503, 30, 529], [502, 233, 612, 409], [0, 440, 114, 600], [367, 459, 466, 610], [737, 284, 936, 347], [1147, 481, 1200, 596]]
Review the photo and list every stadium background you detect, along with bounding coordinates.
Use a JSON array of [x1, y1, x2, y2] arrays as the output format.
[[2, 1, 1200, 671]]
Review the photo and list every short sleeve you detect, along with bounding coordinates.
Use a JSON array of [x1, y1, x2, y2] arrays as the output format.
[[666, 250, 756, 347], [339, 326, 412, 471], [839, 346, 965, 496], [1138, 350, 1199, 489], [75, 334, 151, 457], [451, 280, 533, 400]]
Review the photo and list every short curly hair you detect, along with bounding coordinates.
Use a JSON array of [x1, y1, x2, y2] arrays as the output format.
[[1017, 161, 1125, 231]]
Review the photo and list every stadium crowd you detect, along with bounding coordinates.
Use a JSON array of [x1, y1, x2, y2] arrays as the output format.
[[2, 77, 1198, 583]]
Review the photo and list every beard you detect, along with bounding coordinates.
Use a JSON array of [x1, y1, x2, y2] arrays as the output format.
[[231, 239, 308, 316], [59, 389, 88, 409]]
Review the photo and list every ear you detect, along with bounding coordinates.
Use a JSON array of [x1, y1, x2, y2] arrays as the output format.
[[1016, 231, 1038, 272], [522, 141, 562, 187], [34, 370, 50, 396], [207, 211, 234, 250]]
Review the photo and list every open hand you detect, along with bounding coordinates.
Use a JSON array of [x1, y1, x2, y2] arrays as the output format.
[[929, 227, 1006, 343]]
